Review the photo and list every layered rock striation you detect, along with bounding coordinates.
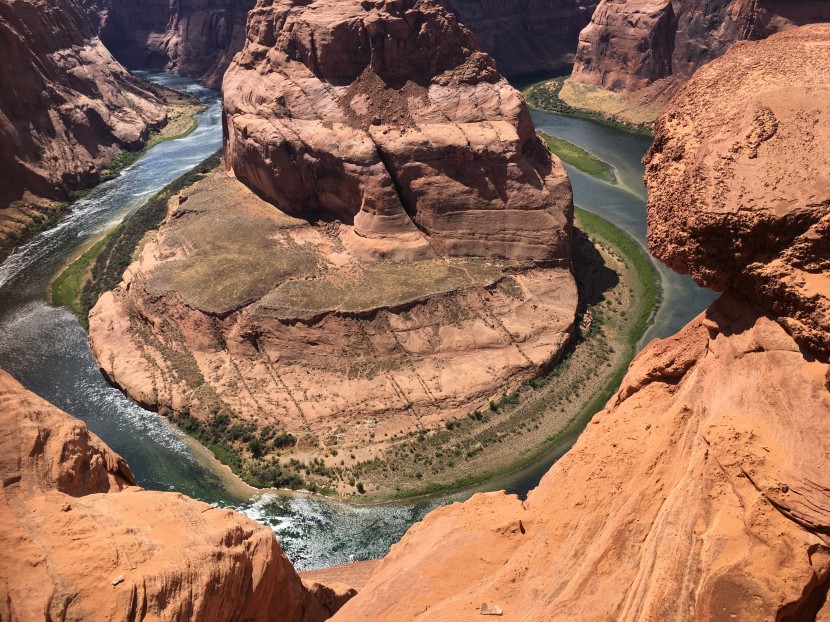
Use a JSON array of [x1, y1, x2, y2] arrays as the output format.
[[645, 25, 830, 359], [223, 0, 572, 264], [85, 0, 256, 89], [328, 25, 830, 621], [0, 0, 166, 256], [571, 0, 830, 96], [0, 367, 339, 621], [438, 0, 598, 77]]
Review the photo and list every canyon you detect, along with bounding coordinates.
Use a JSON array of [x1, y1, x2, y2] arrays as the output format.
[[1, 0, 828, 618], [87, 0, 579, 495], [83, 0, 256, 89], [0, 0, 168, 260]]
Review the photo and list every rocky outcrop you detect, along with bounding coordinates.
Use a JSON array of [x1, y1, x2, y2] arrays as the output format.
[[0, 0, 166, 257], [645, 25, 830, 359], [438, 0, 598, 77], [83, 0, 255, 88], [327, 24, 830, 621], [223, 0, 572, 264], [0, 367, 341, 621], [571, 0, 830, 95]]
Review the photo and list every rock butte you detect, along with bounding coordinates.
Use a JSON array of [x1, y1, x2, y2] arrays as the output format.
[[565, 0, 830, 123], [327, 25, 830, 621], [0, 368, 350, 621], [0, 0, 166, 258], [88, 0, 577, 489]]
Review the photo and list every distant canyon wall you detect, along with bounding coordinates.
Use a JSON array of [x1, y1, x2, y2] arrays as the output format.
[[83, 0, 255, 88], [571, 0, 830, 96], [439, 0, 598, 77]]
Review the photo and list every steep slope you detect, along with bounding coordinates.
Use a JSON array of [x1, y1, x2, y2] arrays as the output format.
[[438, 0, 598, 77], [0, 0, 166, 257], [565, 0, 830, 123], [329, 24, 830, 621], [84, 0, 255, 88], [0, 368, 338, 621]]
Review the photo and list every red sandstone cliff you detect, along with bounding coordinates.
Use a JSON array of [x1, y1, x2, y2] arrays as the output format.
[[328, 24, 830, 621], [0, 0, 166, 256], [644, 25, 830, 360], [0, 368, 340, 621], [570, 0, 830, 109]]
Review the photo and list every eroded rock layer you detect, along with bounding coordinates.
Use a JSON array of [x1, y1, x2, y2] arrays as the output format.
[[438, 0, 598, 77], [223, 0, 573, 264], [645, 25, 830, 358], [326, 24, 830, 622], [569, 0, 830, 116], [0, 0, 166, 255], [88, 169, 577, 490], [84, 0, 255, 88], [0, 368, 336, 621]]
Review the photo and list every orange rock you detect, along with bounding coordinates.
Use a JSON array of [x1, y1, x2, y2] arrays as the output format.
[[0, 368, 341, 621]]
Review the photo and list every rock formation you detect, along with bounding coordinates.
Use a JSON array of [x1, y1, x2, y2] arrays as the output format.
[[0, 0, 166, 258], [570, 0, 830, 102], [326, 25, 830, 621], [223, 0, 572, 264], [438, 0, 598, 77], [645, 24, 830, 359], [84, 0, 255, 89], [0, 367, 342, 621]]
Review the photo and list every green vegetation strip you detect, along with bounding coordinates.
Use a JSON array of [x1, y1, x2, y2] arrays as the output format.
[[383, 207, 661, 501], [525, 77, 652, 137], [539, 132, 616, 183], [52, 151, 223, 326]]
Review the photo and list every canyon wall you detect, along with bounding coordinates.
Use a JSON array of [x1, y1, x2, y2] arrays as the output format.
[[0, 0, 166, 256], [85, 0, 255, 88], [571, 0, 830, 97], [438, 0, 598, 77], [0, 367, 341, 621], [330, 24, 830, 621]]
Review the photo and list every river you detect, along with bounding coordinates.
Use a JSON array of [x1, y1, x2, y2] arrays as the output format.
[[0, 74, 716, 570]]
